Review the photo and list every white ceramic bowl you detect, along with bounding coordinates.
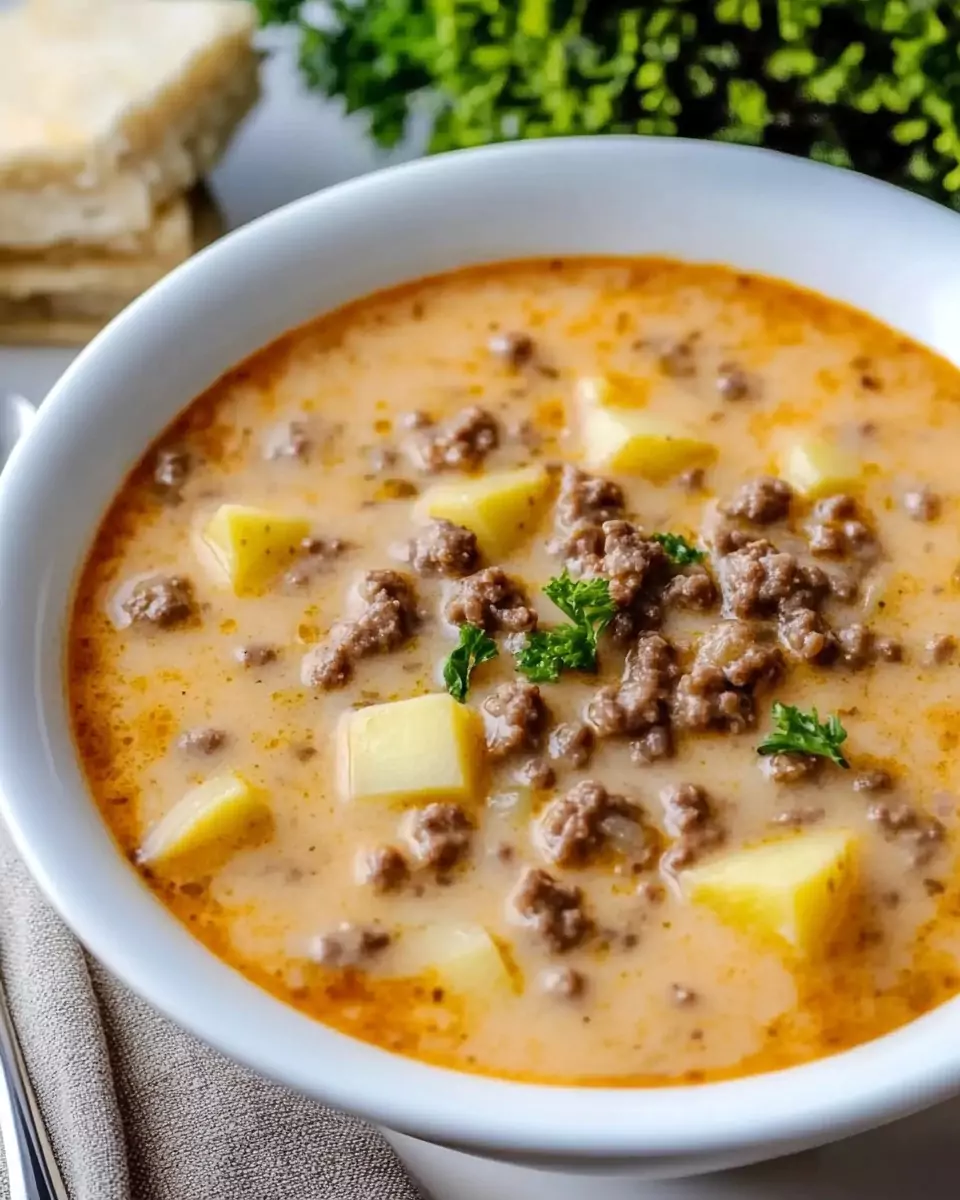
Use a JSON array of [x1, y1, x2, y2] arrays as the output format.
[[3, 138, 960, 1178]]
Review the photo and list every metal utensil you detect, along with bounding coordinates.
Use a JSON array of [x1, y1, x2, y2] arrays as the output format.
[[0, 391, 67, 1200]]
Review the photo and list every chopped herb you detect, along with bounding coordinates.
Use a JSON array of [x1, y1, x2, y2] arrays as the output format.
[[757, 702, 850, 769], [443, 623, 498, 702], [515, 572, 616, 682], [652, 532, 706, 565]]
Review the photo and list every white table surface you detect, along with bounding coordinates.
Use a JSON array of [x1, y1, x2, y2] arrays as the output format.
[[4, 30, 960, 1200]]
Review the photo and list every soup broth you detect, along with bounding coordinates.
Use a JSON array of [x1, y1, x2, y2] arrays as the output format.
[[70, 259, 960, 1085]]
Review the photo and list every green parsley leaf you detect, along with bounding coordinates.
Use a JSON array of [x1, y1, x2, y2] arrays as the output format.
[[757, 702, 850, 768], [652, 532, 706, 565], [443, 623, 498, 702], [515, 572, 616, 682]]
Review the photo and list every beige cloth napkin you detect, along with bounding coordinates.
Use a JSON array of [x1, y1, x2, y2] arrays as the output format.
[[0, 823, 424, 1200]]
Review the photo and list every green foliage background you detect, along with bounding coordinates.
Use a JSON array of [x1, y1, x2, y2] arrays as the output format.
[[258, 1, 960, 208]]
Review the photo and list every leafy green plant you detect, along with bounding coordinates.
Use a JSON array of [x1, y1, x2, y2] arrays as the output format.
[[257, 0, 960, 208]]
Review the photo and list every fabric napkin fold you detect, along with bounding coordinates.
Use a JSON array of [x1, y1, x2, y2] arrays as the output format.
[[0, 822, 423, 1200]]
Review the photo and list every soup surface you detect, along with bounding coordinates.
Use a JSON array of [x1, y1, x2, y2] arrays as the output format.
[[70, 258, 960, 1086]]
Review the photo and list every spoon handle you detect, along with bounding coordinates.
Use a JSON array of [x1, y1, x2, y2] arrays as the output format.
[[0, 974, 69, 1200]]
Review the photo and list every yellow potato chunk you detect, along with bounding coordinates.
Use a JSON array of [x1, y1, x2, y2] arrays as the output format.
[[393, 923, 517, 998], [780, 440, 861, 498], [201, 504, 310, 595], [414, 466, 550, 558], [577, 372, 652, 408], [138, 772, 269, 867], [684, 829, 859, 957], [578, 376, 716, 481], [339, 692, 485, 806]]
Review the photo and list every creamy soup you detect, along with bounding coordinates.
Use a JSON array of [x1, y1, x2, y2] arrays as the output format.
[[70, 259, 960, 1086]]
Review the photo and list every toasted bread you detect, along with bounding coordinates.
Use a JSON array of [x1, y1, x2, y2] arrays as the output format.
[[0, 186, 223, 344], [0, 0, 258, 246]]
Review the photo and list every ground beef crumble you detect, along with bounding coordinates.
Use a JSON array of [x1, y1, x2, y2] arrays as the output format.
[[554, 465, 625, 529], [121, 575, 196, 628], [177, 727, 226, 755], [482, 680, 547, 758], [673, 621, 782, 732], [760, 752, 821, 784], [445, 567, 537, 632], [631, 725, 674, 765], [509, 867, 591, 953], [406, 518, 480, 577], [537, 780, 653, 869], [409, 405, 500, 472], [867, 802, 945, 867], [358, 846, 409, 893], [548, 721, 595, 768], [311, 923, 390, 968], [723, 477, 793, 525], [403, 803, 473, 872], [659, 783, 725, 871], [300, 569, 419, 689], [662, 569, 718, 611], [805, 495, 876, 560], [587, 633, 677, 737]]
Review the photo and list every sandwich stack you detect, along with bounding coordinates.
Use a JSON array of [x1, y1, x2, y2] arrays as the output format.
[[0, 0, 260, 345]]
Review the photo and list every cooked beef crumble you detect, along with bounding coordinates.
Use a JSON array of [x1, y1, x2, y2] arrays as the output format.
[[537, 780, 651, 869], [406, 518, 480, 577], [403, 803, 473, 872], [311, 923, 390, 968], [409, 405, 500, 472], [548, 722, 595, 768], [660, 783, 725, 871], [121, 575, 196, 629], [301, 569, 419, 689], [554, 465, 625, 529], [760, 752, 821, 784], [588, 633, 677, 737], [723, 477, 793, 525], [177, 726, 226, 755], [867, 802, 945, 867], [673, 621, 782, 732], [445, 567, 538, 632], [509, 868, 591, 953], [482, 680, 547, 758], [358, 846, 409, 893]]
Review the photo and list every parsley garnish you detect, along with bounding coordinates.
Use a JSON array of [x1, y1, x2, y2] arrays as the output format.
[[443, 623, 498, 702], [757, 702, 850, 768], [515, 572, 616, 683], [652, 532, 706, 565]]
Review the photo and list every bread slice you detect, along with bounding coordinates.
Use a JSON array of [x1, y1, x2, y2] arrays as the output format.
[[0, 0, 258, 246], [0, 186, 223, 345]]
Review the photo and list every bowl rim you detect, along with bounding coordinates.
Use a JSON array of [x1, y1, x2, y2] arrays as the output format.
[[3, 135, 960, 1163]]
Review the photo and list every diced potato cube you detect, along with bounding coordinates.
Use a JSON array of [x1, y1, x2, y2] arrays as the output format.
[[684, 829, 858, 957], [578, 377, 715, 481], [392, 923, 517, 998], [139, 772, 269, 867], [780, 440, 861, 498], [339, 692, 485, 806], [201, 504, 310, 594], [414, 466, 549, 558]]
